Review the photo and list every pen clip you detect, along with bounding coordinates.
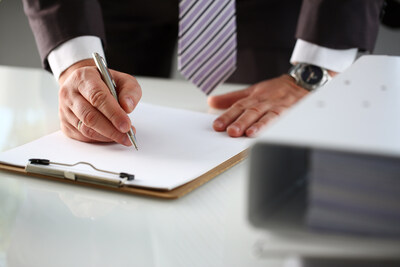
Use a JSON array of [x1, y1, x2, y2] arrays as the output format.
[[93, 52, 118, 96], [100, 54, 107, 67]]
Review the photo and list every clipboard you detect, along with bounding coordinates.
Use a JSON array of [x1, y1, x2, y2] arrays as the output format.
[[0, 150, 247, 199], [0, 103, 251, 199]]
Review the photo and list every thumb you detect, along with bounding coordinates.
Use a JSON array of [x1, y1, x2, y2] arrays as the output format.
[[207, 87, 250, 109], [112, 71, 142, 114]]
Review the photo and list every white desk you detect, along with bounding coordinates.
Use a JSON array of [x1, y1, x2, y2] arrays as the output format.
[[0, 66, 281, 267]]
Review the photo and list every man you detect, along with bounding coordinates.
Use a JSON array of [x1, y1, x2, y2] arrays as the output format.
[[23, 0, 384, 146]]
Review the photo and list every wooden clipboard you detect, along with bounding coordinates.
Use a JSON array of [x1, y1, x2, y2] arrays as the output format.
[[0, 150, 247, 199]]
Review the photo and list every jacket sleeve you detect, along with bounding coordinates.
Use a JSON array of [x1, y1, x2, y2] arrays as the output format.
[[296, 0, 384, 52], [22, 0, 106, 71]]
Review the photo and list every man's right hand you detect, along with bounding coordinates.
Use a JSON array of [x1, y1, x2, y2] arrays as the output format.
[[58, 59, 142, 146]]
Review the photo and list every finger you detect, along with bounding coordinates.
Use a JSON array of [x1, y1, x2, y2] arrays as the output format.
[[63, 107, 112, 142], [69, 94, 132, 146], [60, 92, 102, 143], [130, 124, 137, 134], [77, 69, 132, 133], [212, 98, 259, 131], [60, 119, 93, 143], [207, 87, 252, 109], [245, 111, 280, 137], [78, 123, 115, 143], [226, 102, 272, 137], [111, 71, 142, 114]]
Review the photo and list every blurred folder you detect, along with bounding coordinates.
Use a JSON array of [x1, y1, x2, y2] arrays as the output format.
[[247, 55, 400, 258]]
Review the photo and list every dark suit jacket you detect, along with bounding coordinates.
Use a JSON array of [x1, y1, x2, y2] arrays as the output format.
[[23, 0, 384, 84]]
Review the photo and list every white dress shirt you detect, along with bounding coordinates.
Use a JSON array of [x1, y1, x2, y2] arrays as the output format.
[[290, 39, 358, 72], [48, 36, 358, 80], [48, 36, 105, 80]]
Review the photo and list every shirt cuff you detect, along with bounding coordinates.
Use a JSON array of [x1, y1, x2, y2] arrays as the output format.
[[48, 36, 105, 80], [290, 39, 358, 73]]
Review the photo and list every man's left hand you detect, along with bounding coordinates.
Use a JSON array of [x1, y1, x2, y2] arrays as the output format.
[[208, 74, 308, 137]]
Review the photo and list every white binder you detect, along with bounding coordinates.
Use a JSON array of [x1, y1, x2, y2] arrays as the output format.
[[248, 55, 400, 258]]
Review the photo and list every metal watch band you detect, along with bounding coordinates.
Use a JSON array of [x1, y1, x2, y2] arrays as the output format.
[[288, 63, 332, 91]]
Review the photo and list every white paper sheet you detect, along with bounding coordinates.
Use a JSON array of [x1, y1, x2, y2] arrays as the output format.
[[0, 103, 251, 190]]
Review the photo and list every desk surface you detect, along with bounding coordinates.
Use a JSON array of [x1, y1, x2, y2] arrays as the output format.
[[0, 66, 279, 267]]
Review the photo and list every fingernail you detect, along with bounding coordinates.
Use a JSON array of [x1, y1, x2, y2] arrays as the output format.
[[126, 97, 134, 112], [228, 125, 240, 134], [119, 121, 130, 133], [213, 120, 224, 130], [247, 126, 258, 137]]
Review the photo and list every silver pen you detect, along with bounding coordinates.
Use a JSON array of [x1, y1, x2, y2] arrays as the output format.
[[92, 52, 139, 150]]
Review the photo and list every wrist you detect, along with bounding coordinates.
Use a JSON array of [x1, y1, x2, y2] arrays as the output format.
[[281, 73, 307, 90], [59, 58, 96, 85], [327, 69, 338, 77]]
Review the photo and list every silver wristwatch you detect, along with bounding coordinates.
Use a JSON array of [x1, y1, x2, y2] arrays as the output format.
[[288, 63, 332, 91]]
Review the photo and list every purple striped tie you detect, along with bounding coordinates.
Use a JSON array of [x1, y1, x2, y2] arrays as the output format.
[[178, 0, 237, 95]]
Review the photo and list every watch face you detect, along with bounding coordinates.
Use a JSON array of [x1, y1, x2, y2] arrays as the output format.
[[300, 65, 323, 85]]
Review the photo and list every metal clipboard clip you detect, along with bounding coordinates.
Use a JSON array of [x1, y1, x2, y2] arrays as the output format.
[[26, 158, 134, 188]]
